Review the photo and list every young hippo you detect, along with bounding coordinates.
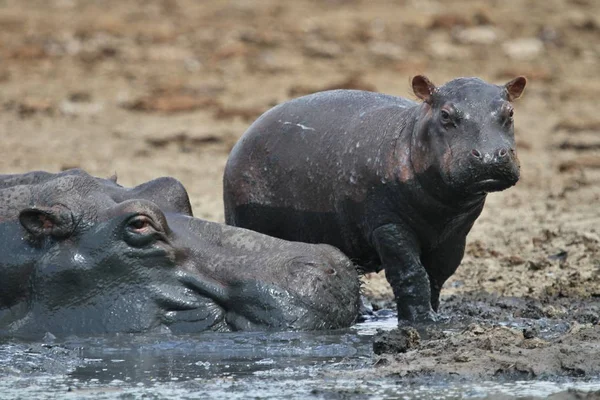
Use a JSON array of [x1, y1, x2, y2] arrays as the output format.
[[223, 75, 526, 323]]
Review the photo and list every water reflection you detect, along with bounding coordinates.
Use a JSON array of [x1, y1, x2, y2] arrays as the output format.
[[69, 328, 374, 384]]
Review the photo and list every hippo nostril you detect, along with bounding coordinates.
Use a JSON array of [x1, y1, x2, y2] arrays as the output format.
[[325, 267, 337, 275], [471, 149, 482, 159], [497, 148, 508, 158]]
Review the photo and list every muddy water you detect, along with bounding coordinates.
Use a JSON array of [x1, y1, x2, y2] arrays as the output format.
[[1, 311, 599, 399]]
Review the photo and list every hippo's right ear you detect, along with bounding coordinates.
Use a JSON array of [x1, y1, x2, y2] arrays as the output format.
[[505, 76, 527, 102], [412, 75, 436, 104], [19, 205, 74, 239]]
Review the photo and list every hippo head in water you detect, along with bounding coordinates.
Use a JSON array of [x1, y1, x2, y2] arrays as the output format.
[[0, 169, 359, 337], [410, 75, 526, 197]]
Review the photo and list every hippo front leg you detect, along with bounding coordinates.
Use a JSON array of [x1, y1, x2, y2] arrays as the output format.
[[372, 224, 436, 323], [422, 237, 467, 312]]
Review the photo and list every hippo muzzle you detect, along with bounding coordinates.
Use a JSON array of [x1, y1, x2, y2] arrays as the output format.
[[464, 145, 520, 194]]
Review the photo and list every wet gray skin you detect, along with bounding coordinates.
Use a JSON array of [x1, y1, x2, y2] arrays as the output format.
[[224, 75, 527, 324], [0, 169, 359, 337]]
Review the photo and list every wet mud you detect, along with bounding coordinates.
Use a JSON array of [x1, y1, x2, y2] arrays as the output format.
[[367, 295, 600, 381]]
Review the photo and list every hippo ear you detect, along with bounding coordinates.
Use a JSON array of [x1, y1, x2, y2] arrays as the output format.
[[19, 205, 74, 239], [505, 76, 527, 102], [107, 172, 118, 183], [412, 75, 436, 104]]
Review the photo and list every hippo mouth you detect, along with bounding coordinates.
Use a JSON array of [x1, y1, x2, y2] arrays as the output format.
[[469, 178, 516, 194]]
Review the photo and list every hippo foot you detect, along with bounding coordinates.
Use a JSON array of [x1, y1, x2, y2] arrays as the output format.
[[397, 310, 437, 327]]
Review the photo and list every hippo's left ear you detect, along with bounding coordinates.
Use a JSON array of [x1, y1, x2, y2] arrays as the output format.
[[412, 75, 437, 104], [19, 205, 74, 239], [505, 76, 527, 102]]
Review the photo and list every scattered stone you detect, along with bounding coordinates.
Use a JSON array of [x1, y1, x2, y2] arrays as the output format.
[[123, 87, 219, 114], [501, 255, 526, 266], [465, 323, 486, 335], [288, 75, 376, 97], [60, 100, 103, 116], [527, 258, 552, 271], [496, 66, 554, 82], [454, 352, 470, 363], [554, 118, 600, 133], [522, 326, 539, 339], [455, 26, 499, 45], [367, 41, 406, 61], [11, 98, 55, 117], [548, 250, 568, 262], [428, 40, 471, 60], [502, 38, 544, 60], [373, 327, 420, 355], [429, 14, 471, 30], [214, 104, 265, 122], [145, 132, 223, 152], [303, 40, 343, 59]]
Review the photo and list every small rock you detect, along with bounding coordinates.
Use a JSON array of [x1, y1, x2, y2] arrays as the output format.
[[522, 326, 539, 339], [502, 255, 526, 266], [60, 100, 103, 116], [368, 41, 406, 61], [454, 352, 470, 363], [502, 38, 544, 60], [303, 40, 343, 59], [15, 98, 54, 117], [428, 14, 471, 30], [373, 327, 420, 355], [527, 257, 551, 271], [520, 337, 550, 349], [42, 332, 57, 343], [465, 323, 486, 335], [574, 310, 599, 325], [455, 26, 499, 45], [428, 40, 471, 60], [69, 92, 92, 102], [568, 11, 599, 31]]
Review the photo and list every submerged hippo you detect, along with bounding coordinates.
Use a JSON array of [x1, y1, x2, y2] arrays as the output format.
[[224, 75, 527, 323], [0, 169, 359, 337]]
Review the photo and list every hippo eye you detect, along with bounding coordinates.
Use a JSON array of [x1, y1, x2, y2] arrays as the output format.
[[127, 215, 153, 232], [440, 109, 454, 126], [501, 103, 514, 123]]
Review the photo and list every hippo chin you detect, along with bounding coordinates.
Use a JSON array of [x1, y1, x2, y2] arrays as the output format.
[[0, 169, 359, 337], [223, 75, 526, 323]]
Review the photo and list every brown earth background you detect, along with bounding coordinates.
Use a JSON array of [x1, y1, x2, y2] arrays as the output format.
[[0, 0, 598, 307]]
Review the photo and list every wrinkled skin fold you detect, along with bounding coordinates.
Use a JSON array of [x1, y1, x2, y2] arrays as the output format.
[[0, 169, 360, 337], [224, 75, 526, 323]]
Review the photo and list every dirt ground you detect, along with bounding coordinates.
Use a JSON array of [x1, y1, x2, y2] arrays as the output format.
[[0, 0, 599, 384]]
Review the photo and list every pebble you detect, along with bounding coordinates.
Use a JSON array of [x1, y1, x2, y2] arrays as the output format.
[[502, 38, 544, 60], [455, 26, 499, 45]]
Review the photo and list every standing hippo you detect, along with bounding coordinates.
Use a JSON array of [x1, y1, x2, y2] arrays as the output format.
[[0, 169, 359, 337], [223, 75, 526, 323]]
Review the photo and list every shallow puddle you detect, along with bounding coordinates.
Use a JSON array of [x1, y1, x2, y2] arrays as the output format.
[[0, 313, 598, 399]]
